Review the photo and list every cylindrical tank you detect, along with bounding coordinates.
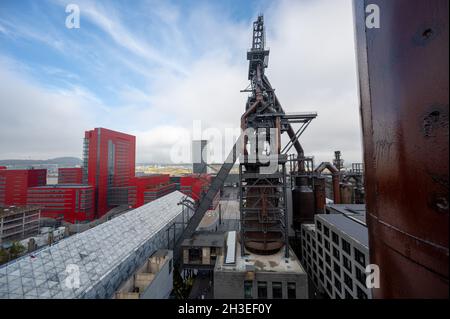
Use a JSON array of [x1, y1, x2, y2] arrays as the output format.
[[292, 185, 315, 227], [354, 0, 448, 298]]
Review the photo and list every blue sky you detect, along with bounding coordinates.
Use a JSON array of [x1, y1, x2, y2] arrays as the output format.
[[0, 0, 362, 165]]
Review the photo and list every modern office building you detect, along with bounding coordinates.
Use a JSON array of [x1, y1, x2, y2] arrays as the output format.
[[127, 175, 176, 208], [0, 168, 47, 207], [57, 167, 83, 184], [0, 206, 41, 245], [27, 185, 95, 223], [192, 140, 208, 174], [82, 128, 136, 217], [300, 205, 371, 299]]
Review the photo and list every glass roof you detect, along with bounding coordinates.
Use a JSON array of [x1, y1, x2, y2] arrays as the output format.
[[0, 191, 189, 299]]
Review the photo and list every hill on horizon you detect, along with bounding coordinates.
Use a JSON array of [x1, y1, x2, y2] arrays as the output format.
[[0, 157, 82, 167]]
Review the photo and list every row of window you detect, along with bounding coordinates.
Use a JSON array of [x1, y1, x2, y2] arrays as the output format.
[[302, 224, 370, 299], [244, 281, 296, 299], [316, 220, 366, 267]]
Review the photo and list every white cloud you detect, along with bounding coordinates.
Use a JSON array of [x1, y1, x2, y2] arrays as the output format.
[[0, 0, 363, 167]]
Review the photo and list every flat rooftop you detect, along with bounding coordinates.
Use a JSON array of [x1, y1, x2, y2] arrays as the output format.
[[216, 242, 305, 274], [182, 231, 225, 248], [0, 206, 40, 217], [28, 184, 92, 189], [317, 213, 368, 248], [326, 204, 366, 226]]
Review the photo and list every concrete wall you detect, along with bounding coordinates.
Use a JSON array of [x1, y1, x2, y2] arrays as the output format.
[[214, 270, 308, 299], [141, 251, 173, 299]]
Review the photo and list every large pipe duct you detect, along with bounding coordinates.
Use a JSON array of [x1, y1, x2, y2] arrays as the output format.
[[354, 0, 448, 298], [315, 162, 341, 204]]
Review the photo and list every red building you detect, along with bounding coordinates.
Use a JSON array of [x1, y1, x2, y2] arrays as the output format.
[[27, 185, 95, 223], [0, 168, 47, 206], [58, 167, 83, 184], [128, 175, 176, 208], [83, 128, 136, 217]]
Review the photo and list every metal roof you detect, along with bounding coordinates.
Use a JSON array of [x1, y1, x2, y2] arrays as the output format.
[[0, 191, 191, 299], [317, 214, 368, 248]]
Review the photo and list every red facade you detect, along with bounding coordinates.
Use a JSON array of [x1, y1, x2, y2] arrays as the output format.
[[58, 167, 83, 184], [128, 175, 176, 208], [83, 128, 136, 217], [0, 169, 47, 206], [27, 185, 95, 223]]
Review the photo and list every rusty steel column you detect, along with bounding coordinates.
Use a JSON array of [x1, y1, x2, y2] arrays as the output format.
[[354, 0, 449, 298]]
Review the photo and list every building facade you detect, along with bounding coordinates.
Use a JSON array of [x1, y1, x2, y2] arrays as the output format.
[[83, 128, 136, 217], [300, 210, 371, 299], [27, 185, 95, 223], [0, 168, 47, 207], [57, 167, 83, 184], [0, 206, 41, 245]]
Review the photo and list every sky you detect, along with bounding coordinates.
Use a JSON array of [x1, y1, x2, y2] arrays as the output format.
[[0, 0, 363, 166]]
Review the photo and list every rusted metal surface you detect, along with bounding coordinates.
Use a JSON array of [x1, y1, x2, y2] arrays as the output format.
[[315, 162, 341, 204], [314, 177, 326, 213], [292, 185, 315, 227], [354, 0, 448, 298]]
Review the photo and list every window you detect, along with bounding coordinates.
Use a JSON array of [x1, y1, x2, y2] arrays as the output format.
[[272, 282, 283, 299], [323, 226, 330, 237], [332, 247, 340, 260], [334, 276, 342, 293], [188, 248, 202, 263], [343, 255, 352, 272], [319, 271, 325, 283], [357, 286, 368, 299], [326, 280, 332, 293], [318, 258, 324, 268], [354, 248, 366, 267], [342, 239, 351, 254], [333, 262, 341, 277], [332, 232, 339, 245], [318, 246, 323, 256], [345, 289, 353, 299], [325, 253, 331, 266], [326, 267, 332, 279], [355, 267, 366, 285], [313, 251, 317, 261], [257, 281, 267, 299], [324, 240, 330, 252], [317, 233, 322, 244], [317, 221, 322, 231], [344, 273, 353, 290], [244, 281, 253, 299], [287, 282, 296, 299]]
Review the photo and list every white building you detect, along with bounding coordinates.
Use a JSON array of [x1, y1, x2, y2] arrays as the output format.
[[300, 205, 371, 299]]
